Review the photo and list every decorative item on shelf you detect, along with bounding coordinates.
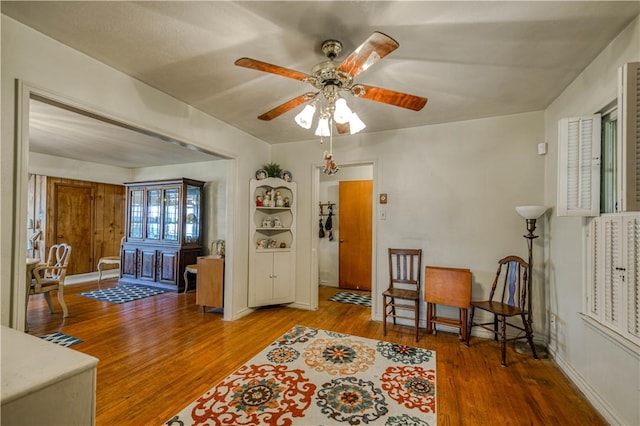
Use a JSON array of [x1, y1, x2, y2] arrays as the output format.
[[263, 162, 283, 178], [262, 216, 273, 228], [257, 239, 267, 249], [255, 169, 267, 180], [272, 217, 282, 228], [268, 240, 278, 249], [514, 205, 549, 358], [214, 240, 225, 257], [263, 189, 272, 207], [275, 191, 284, 207], [284, 197, 290, 207], [280, 170, 293, 182], [280, 242, 287, 249], [256, 195, 263, 206]]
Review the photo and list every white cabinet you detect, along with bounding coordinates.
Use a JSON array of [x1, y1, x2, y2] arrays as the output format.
[[249, 177, 296, 307], [1, 326, 99, 425]]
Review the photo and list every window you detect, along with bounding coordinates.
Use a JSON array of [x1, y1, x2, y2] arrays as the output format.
[[558, 62, 639, 216], [574, 62, 640, 349], [601, 108, 617, 213]]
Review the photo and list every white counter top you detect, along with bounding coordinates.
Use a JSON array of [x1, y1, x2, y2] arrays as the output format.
[[1, 326, 99, 404]]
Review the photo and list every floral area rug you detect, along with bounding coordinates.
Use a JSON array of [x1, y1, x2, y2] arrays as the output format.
[[165, 324, 436, 425]]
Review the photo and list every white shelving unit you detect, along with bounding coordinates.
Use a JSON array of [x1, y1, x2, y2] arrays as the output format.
[[248, 177, 297, 307]]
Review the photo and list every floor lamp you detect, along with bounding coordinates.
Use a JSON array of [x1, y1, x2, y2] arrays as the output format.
[[514, 205, 548, 357]]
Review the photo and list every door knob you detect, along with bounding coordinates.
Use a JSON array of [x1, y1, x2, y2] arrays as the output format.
[[57, 235, 64, 238], [339, 240, 345, 243]]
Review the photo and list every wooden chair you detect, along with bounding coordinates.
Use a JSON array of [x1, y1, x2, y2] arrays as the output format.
[[383, 248, 422, 341], [424, 266, 471, 340], [97, 237, 124, 288], [28, 243, 72, 318], [466, 255, 539, 366]]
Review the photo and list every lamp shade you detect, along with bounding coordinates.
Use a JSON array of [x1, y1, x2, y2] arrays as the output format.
[[333, 98, 352, 124], [349, 113, 366, 134], [294, 104, 316, 129], [516, 205, 547, 220], [315, 117, 330, 137]]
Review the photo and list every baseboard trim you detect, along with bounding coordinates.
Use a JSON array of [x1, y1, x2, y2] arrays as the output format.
[[548, 346, 624, 425]]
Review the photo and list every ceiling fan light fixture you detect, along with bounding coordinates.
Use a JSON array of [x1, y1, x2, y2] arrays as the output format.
[[349, 113, 366, 135], [295, 103, 316, 129], [333, 98, 352, 124], [315, 117, 331, 137]]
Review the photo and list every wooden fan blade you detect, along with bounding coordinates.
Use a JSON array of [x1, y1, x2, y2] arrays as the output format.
[[258, 93, 315, 121], [338, 32, 399, 78], [357, 85, 428, 111], [235, 58, 311, 82], [335, 121, 350, 134]]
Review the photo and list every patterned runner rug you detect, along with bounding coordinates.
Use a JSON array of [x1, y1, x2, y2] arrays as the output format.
[[165, 325, 436, 425], [328, 291, 372, 307], [80, 284, 167, 304], [39, 332, 83, 347]]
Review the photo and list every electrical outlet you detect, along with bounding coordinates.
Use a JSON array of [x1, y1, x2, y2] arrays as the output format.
[[380, 210, 387, 220]]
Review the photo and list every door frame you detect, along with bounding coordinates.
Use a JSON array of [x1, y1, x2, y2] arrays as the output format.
[[10, 81, 237, 330], [310, 160, 377, 318]]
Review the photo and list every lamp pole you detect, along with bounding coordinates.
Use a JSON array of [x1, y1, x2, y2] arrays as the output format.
[[514, 206, 548, 358]]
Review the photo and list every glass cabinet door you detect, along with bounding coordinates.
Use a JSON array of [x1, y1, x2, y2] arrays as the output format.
[[129, 189, 144, 239], [163, 188, 179, 241], [146, 189, 161, 240], [185, 184, 201, 243]]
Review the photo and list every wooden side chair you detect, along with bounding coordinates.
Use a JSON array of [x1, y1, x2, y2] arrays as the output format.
[[465, 255, 539, 366], [383, 248, 423, 341], [28, 243, 72, 318], [97, 237, 124, 288]]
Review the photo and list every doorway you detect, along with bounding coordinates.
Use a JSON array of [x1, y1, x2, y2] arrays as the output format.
[[317, 163, 374, 298], [338, 180, 372, 290]]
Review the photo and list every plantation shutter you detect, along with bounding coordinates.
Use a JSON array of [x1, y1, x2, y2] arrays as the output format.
[[625, 216, 639, 339], [603, 217, 622, 327], [619, 61, 640, 212], [557, 115, 601, 216], [587, 213, 640, 345]]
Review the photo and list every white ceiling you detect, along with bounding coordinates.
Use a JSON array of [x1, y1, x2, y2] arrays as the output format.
[[3, 1, 639, 166]]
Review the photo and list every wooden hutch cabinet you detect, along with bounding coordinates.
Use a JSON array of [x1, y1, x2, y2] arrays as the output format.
[[119, 178, 204, 292]]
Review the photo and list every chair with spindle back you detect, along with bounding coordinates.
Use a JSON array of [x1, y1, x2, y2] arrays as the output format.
[[382, 248, 423, 341], [466, 255, 539, 366]]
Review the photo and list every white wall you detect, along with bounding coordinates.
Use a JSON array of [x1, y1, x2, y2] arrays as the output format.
[[1, 15, 269, 327], [318, 165, 373, 287], [543, 16, 640, 426], [273, 110, 546, 331]]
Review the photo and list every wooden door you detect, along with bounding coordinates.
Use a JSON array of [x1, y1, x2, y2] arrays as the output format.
[[55, 184, 93, 275], [338, 180, 372, 290]]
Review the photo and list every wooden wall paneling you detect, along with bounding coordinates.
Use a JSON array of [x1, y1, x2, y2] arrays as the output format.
[[43, 177, 125, 274]]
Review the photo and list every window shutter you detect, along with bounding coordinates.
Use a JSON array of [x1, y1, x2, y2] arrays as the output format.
[[603, 217, 622, 326], [589, 218, 601, 317], [619, 62, 640, 212], [625, 216, 639, 338], [557, 115, 601, 216]]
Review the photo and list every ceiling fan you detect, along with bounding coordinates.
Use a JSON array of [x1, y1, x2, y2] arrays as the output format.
[[234, 31, 428, 135]]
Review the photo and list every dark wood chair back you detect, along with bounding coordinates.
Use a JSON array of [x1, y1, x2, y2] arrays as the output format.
[[388, 248, 422, 293], [489, 255, 529, 310]]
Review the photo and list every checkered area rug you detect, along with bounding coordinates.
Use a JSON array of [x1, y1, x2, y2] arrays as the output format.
[[328, 292, 372, 306], [39, 332, 82, 347], [79, 284, 167, 304]]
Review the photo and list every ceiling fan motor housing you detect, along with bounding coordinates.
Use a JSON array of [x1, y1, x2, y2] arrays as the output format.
[[321, 39, 342, 60]]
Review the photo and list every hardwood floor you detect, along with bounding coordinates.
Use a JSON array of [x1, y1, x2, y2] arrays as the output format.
[[25, 280, 606, 426]]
